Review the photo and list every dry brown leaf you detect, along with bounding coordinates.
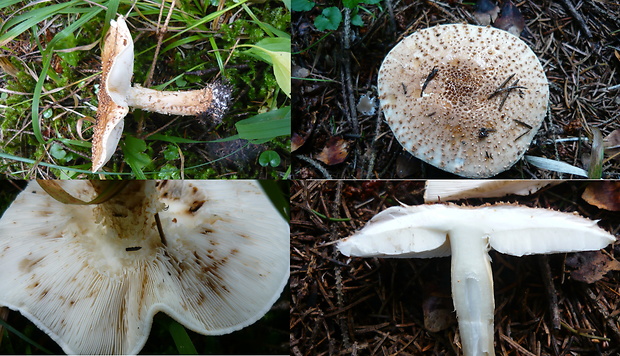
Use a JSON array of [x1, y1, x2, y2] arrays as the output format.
[[316, 137, 349, 165], [0, 56, 18, 77], [422, 294, 455, 332], [582, 181, 620, 211], [603, 129, 620, 162], [615, 50, 620, 62], [566, 251, 620, 284], [291, 132, 305, 152]]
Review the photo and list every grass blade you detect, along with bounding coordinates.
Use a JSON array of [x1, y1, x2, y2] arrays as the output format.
[[168, 321, 197, 355]]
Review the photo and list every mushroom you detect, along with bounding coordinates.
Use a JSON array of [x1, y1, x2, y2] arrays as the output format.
[[338, 203, 615, 356], [92, 15, 232, 172], [0, 180, 289, 354], [378, 24, 549, 178], [423, 179, 558, 202]]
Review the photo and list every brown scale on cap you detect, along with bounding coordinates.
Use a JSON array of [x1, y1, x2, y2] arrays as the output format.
[[379, 24, 549, 178]]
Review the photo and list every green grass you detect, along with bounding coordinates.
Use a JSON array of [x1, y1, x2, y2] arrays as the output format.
[[0, 0, 290, 179]]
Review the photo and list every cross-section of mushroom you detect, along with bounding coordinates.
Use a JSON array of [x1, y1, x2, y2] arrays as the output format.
[[0, 180, 289, 354], [338, 203, 615, 356], [92, 15, 232, 172]]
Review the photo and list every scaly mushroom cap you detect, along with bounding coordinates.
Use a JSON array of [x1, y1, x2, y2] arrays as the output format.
[[378, 24, 549, 178], [92, 15, 133, 172], [0, 180, 289, 354]]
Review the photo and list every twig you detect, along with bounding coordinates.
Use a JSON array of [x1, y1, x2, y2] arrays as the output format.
[[332, 181, 350, 349], [144, 0, 176, 87], [365, 105, 383, 179], [560, 320, 611, 341], [537, 255, 560, 330], [342, 7, 360, 135], [296, 155, 333, 179], [558, 0, 593, 38], [420, 67, 438, 97], [581, 286, 620, 343]]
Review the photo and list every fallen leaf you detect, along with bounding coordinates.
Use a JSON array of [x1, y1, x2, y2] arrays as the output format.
[[566, 251, 620, 284], [292, 111, 317, 153], [291, 132, 305, 152], [582, 181, 620, 211], [422, 284, 456, 332], [0, 56, 18, 77], [316, 137, 349, 165], [604, 129, 620, 162], [616, 50, 620, 62]]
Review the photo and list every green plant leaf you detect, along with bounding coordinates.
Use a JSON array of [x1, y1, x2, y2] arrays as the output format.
[[343, 0, 359, 9], [244, 38, 291, 97], [588, 128, 604, 179], [259, 150, 281, 167], [50, 143, 67, 160], [55, 32, 78, 67], [163, 144, 180, 161], [168, 321, 197, 355], [121, 136, 151, 179], [42, 108, 53, 119], [235, 106, 291, 141], [257, 180, 290, 221], [314, 7, 342, 31], [0, 1, 81, 47], [351, 13, 364, 26], [31, 8, 102, 144], [291, 0, 315, 11], [0, 317, 54, 354]]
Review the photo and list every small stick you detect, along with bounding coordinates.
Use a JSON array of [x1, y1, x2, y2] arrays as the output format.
[[488, 73, 516, 99], [421, 67, 438, 97], [558, 0, 593, 38], [155, 212, 167, 246], [537, 255, 560, 330], [144, 0, 176, 87], [488, 83, 528, 100], [513, 119, 533, 141], [513, 119, 533, 130]]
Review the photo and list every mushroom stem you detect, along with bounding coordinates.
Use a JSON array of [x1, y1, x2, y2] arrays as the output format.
[[449, 228, 495, 356], [127, 83, 230, 119]]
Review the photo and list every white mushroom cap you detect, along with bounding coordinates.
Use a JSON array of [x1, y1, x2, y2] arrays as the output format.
[[423, 179, 558, 202], [92, 15, 133, 172], [0, 180, 289, 354], [338, 203, 615, 259], [378, 24, 549, 178]]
